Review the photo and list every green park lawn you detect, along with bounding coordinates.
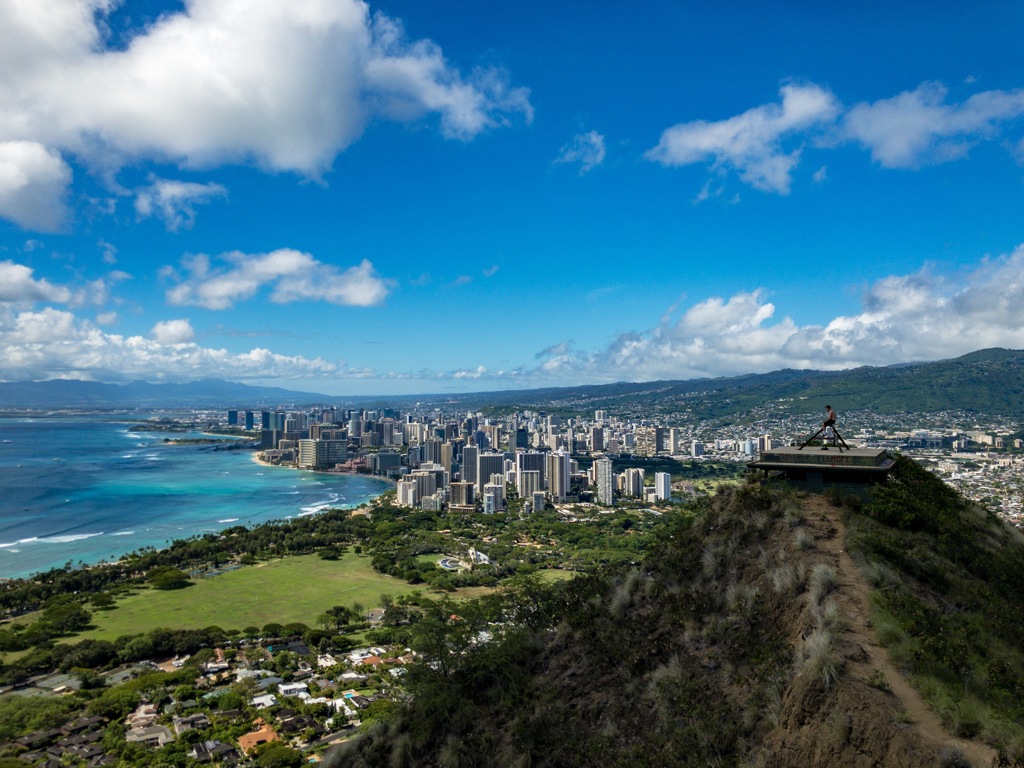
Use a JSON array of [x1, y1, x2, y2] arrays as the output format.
[[74, 553, 426, 642]]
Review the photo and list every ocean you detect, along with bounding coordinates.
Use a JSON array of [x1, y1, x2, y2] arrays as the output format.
[[0, 416, 391, 579]]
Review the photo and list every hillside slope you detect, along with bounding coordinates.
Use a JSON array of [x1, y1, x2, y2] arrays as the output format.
[[328, 466, 1023, 767]]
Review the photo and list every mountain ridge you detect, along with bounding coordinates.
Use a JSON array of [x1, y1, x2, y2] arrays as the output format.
[[327, 459, 1024, 767], [1, 347, 1022, 415]]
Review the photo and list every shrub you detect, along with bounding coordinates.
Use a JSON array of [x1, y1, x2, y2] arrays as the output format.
[[808, 564, 838, 604], [798, 629, 841, 690], [792, 528, 814, 551]]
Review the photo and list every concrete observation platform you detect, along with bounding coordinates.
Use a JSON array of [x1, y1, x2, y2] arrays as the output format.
[[747, 446, 895, 489]]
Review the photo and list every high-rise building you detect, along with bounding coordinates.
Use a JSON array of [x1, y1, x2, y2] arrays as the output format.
[[595, 410, 607, 423], [546, 451, 570, 502], [408, 471, 438, 502], [655, 472, 671, 501], [635, 426, 666, 456], [244, 411, 254, 431], [589, 426, 605, 452], [477, 452, 505, 492], [596, 457, 614, 506], [518, 469, 542, 499], [691, 441, 705, 457], [462, 445, 479, 486], [624, 467, 645, 498], [483, 483, 504, 514], [397, 480, 417, 507], [422, 438, 442, 464], [669, 428, 685, 454], [227, 409, 238, 426], [531, 491, 546, 513], [516, 451, 546, 485], [449, 482, 475, 507]]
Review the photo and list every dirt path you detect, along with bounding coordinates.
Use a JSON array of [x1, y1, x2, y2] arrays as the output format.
[[801, 496, 996, 767]]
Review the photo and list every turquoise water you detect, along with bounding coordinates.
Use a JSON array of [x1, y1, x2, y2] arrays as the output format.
[[0, 416, 390, 579]]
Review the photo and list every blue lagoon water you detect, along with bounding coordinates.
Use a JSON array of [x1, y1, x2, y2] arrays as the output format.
[[0, 416, 390, 579]]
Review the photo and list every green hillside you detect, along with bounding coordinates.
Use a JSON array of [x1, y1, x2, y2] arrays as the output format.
[[327, 460, 1024, 767], [463, 347, 1024, 420]]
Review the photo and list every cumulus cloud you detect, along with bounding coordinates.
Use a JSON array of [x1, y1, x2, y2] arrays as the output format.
[[530, 244, 1024, 384], [555, 130, 606, 174], [0, 305, 340, 383], [649, 81, 1024, 193], [645, 83, 840, 194], [135, 177, 228, 231], [151, 318, 196, 344], [0, 260, 73, 304], [0, 259, 129, 309], [0, 0, 531, 186], [165, 249, 389, 309], [0, 141, 72, 231], [841, 82, 1024, 167]]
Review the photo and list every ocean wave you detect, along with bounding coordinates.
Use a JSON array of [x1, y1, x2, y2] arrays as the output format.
[[2, 532, 105, 547], [41, 532, 104, 544], [218, 518, 239, 523], [111, 531, 135, 536], [0, 537, 40, 549], [300, 494, 340, 515]]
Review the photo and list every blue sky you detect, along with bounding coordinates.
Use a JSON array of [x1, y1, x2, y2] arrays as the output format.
[[2, 1, 1023, 395]]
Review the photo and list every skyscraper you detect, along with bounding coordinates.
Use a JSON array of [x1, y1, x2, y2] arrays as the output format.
[[477, 452, 505, 492], [596, 457, 614, 506], [462, 445, 479, 486], [655, 472, 671, 501], [546, 451, 570, 502]]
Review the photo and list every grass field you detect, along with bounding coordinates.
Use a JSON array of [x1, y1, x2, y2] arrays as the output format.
[[22, 559, 580, 647], [73, 553, 431, 642]]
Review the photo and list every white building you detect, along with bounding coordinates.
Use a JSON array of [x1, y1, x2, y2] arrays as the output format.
[[654, 472, 671, 501]]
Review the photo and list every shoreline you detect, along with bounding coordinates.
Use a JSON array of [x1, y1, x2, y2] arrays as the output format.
[[249, 451, 398, 487]]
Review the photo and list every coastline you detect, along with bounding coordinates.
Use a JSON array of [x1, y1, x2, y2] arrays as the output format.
[[0, 418, 395, 580], [249, 451, 398, 487]]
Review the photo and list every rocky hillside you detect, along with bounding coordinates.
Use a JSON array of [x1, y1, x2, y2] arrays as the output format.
[[326, 458, 1024, 767]]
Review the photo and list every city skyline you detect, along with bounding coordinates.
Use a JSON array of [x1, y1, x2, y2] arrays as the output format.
[[2, 1, 1024, 395]]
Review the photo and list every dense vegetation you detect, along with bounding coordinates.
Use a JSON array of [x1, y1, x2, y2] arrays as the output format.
[[0, 491, 686, 686], [845, 455, 1024, 755], [328, 461, 1024, 766], [329, 486, 809, 767], [460, 347, 1024, 420]]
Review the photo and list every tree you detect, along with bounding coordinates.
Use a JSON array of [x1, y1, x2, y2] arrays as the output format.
[[147, 567, 191, 590], [255, 743, 303, 768]]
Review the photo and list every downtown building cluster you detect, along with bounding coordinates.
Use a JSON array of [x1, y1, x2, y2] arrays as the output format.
[[239, 407, 687, 513]]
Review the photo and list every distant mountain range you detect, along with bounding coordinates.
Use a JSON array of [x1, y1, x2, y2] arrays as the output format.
[[0, 378, 337, 409], [1, 347, 1022, 416]]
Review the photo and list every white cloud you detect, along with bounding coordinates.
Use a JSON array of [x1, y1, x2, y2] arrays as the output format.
[[135, 177, 228, 231], [0, 306, 340, 383], [842, 82, 1024, 167], [0, 260, 72, 304], [0, 0, 531, 186], [151, 318, 196, 344], [645, 83, 840, 194], [555, 130, 606, 174], [0, 141, 72, 231], [530, 244, 1024, 384], [165, 249, 389, 309]]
